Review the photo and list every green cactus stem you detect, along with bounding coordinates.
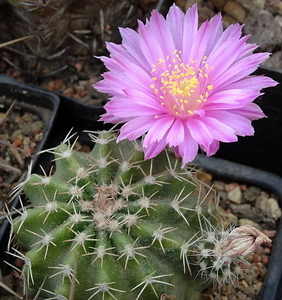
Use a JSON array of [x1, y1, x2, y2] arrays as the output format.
[[11, 130, 220, 300]]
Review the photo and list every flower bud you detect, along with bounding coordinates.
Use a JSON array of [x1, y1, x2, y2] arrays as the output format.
[[220, 225, 271, 257]]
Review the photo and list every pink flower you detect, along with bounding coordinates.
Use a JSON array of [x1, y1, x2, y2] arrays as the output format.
[[95, 4, 277, 166]]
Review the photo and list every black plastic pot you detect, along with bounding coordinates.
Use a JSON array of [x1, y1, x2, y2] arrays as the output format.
[[0, 75, 60, 274], [0, 75, 60, 173], [214, 65, 282, 177]]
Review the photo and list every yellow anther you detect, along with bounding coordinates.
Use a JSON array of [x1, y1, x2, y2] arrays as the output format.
[[151, 69, 156, 73], [150, 53, 214, 118]]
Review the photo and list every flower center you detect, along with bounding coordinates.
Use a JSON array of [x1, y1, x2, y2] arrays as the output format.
[[150, 51, 214, 118]]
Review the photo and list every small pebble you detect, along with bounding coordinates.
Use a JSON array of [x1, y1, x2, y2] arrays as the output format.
[[259, 198, 281, 220], [224, 182, 238, 192], [241, 280, 249, 288], [223, 0, 248, 22], [75, 61, 84, 72], [12, 138, 22, 147], [261, 256, 269, 265], [63, 87, 75, 98], [263, 247, 271, 255], [263, 230, 277, 238], [53, 78, 64, 91], [238, 218, 261, 229], [227, 185, 242, 204], [252, 253, 261, 263]]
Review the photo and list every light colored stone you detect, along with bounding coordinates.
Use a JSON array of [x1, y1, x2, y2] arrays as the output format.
[[213, 181, 225, 191], [277, 2, 282, 16], [227, 185, 242, 204], [238, 218, 261, 229], [183, 0, 202, 11], [236, 0, 265, 13], [218, 206, 238, 227], [223, 0, 248, 23], [275, 15, 282, 27], [210, 0, 226, 11], [222, 15, 239, 28], [230, 204, 254, 220], [244, 10, 282, 52], [259, 198, 282, 220]]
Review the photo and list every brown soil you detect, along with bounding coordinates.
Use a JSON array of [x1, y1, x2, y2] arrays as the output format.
[[0, 100, 44, 213]]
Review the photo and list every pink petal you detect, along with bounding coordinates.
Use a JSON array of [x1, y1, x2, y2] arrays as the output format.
[[166, 118, 185, 147], [182, 4, 199, 62], [205, 89, 261, 110], [186, 118, 213, 148], [220, 75, 277, 91], [213, 53, 271, 89], [189, 13, 223, 61], [208, 35, 249, 77], [202, 140, 220, 156], [118, 116, 156, 141], [144, 135, 168, 160], [175, 125, 199, 166], [229, 103, 266, 120], [119, 27, 148, 68], [207, 110, 255, 136], [102, 99, 162, 118], [143, 116, 175, 147], [166, 4, 185, 50], [200, 116, 238, 141]]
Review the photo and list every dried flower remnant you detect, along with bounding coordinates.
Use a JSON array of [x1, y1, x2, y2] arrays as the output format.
[[195, 224, 272, 285], [95, 4, 277, 166], [219, 225, 272, 257]]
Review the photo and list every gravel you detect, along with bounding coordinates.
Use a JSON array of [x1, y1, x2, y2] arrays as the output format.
[[198, 170, 279, 300]]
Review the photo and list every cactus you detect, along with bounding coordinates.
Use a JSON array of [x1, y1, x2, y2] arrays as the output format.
[[9, 130, 270, 300]]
